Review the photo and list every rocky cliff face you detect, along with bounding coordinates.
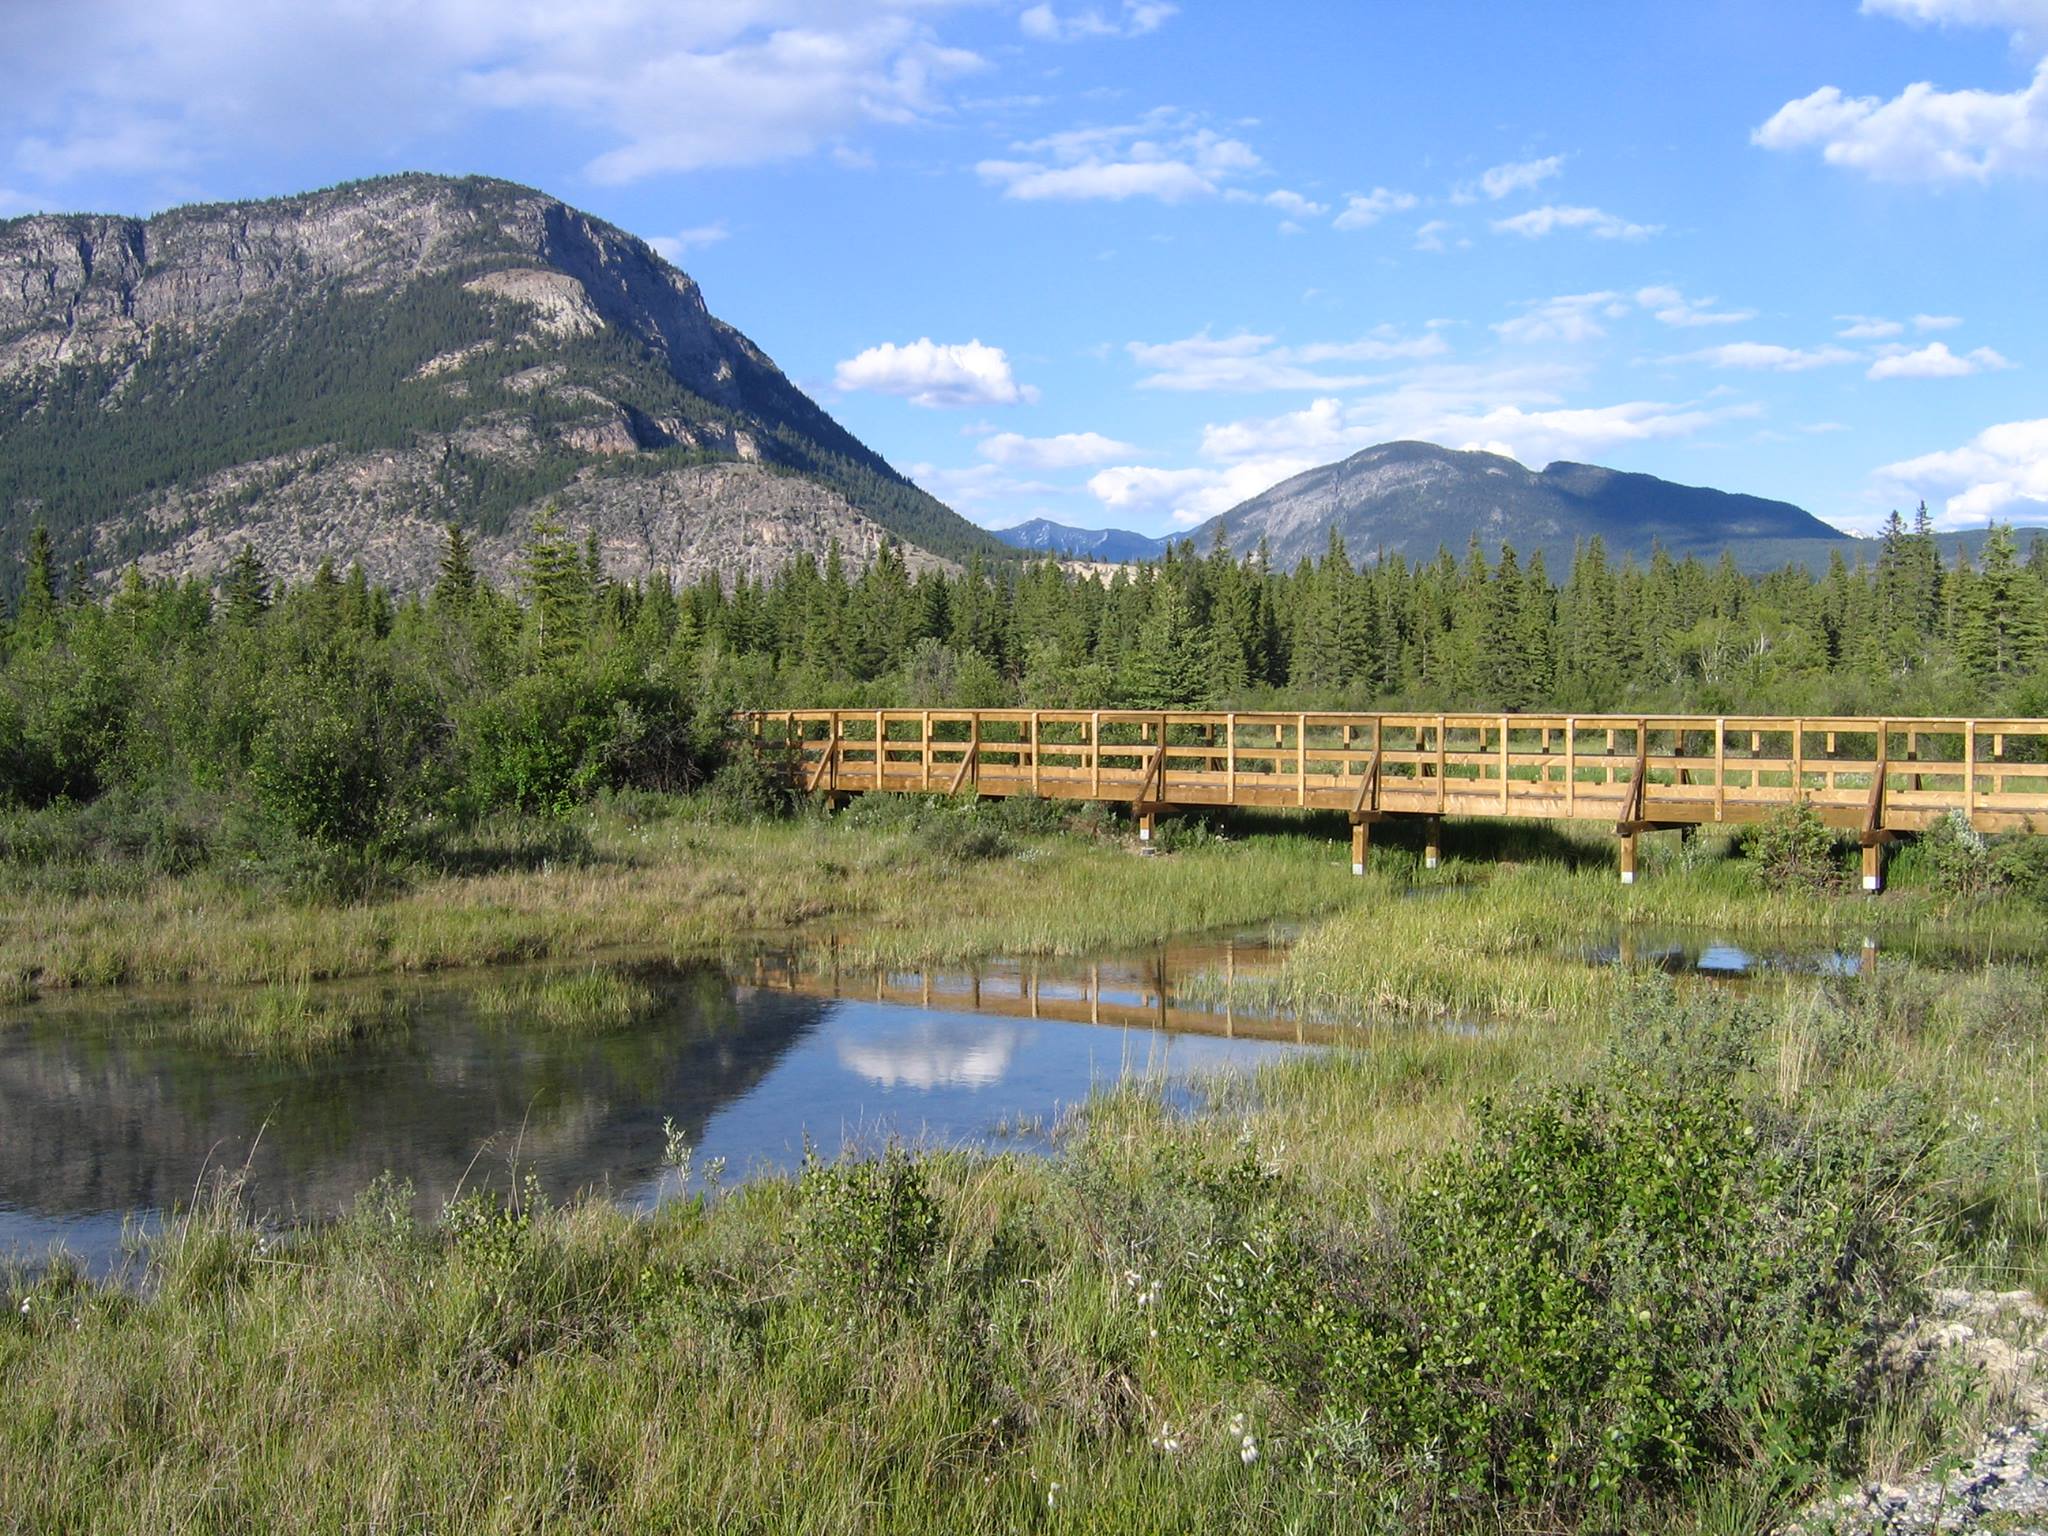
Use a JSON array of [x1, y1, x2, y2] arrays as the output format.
[[0, 174, 992, 591]]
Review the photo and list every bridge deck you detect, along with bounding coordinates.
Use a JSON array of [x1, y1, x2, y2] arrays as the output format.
[[747, 710, 2048, 885]]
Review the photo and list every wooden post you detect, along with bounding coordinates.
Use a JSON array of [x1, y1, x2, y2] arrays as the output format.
[[828, 710, 840, 795], [920, 710, 931, 791], [1351, 817, 1370, 876], [1091, 710, 1101, 799], [1793, 717, 1804, 802], [1862, 841, 1885, 894], [1138, 809, 1156, 844], [1619, 829, 1639, 885], [1566, 716, 1577, 818], [1296, 712, 1308, 806], [873, 709, 885, 791], [1424, 816, 1443, 871], [1436, 715, 1447, 813], [1226, 712, 1237, 802], [1714, 716, 1726, 822], [1030, 711, 1041, 795], [1965, 719, 1978, 825], [1499, 714, 1510, 814]]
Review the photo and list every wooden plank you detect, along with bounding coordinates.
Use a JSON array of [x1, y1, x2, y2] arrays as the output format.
[[1297, 712, 1307, 807]]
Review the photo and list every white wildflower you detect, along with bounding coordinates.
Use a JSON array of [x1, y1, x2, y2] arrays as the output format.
[[1228, 1412, 1247, 1439], [1240, 1436, 1259, 1465]]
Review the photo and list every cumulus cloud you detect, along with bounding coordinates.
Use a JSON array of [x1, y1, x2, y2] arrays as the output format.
[[1667, 341, 1861, 371], [645, 223, 731, 260], [1753, 59, 2048, 182], [1264, 188, 1330, 218], [1478, 154, 1565, 198], [1861, 0, 2048, 43], [1332, 187, 1418, 229], [1493, 292, 1627, 345], [1876, 416, 2048, 525], [975, 430, 1137, 468], [1189, 371, 1755, 490], [1087, 461, 1319, 527], [1019, 1, 1176, 41], [1412, 219, 1458, 252], [1866, 340, 2015, 377], [1491, 204, 1660, 239], [977, 109, 1261, 202], [5, 0, 995, 188], [1125, 326, 1449, 391], [834, 338, 1038, 407], [1636, 286, 1757, 327]]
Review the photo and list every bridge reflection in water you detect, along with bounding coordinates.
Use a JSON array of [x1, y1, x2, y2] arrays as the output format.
[[744, 929, 1334, 1047]]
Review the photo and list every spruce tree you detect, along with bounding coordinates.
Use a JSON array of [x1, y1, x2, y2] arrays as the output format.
[[222, 544, 272, 628], [435, 523, 479, 609]]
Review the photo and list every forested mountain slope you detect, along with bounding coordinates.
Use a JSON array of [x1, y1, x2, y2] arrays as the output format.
[[1197, 440, 1855, 573], [0, 174, 999, 594]]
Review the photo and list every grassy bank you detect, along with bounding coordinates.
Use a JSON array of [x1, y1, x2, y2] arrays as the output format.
[[5, 969, 2040, 1534], [3, 793, 2041, 1005]]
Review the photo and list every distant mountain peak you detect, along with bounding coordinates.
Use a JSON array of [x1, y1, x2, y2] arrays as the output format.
[[1194, 439, 1848, 573]]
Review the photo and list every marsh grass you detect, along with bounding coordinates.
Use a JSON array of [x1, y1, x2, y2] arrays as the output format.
[[7, 972, 2031, 1535], [166, 981, 415, 1058], [474, 967, 663, 1032]]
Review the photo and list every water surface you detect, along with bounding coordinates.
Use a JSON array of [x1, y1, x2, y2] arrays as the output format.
[[0, 937, 1310, 1276]]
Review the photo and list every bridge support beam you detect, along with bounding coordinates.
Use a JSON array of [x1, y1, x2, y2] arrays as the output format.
[[1423, 817, 1443, 871], [1861, 840, 1885, 894], [1618, 829, 1639, 885], [1137, 809, 1155, 844], [1350, 817, 1371, 876]]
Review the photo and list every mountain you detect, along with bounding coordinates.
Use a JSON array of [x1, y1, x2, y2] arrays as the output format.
[[0, 173, 1004, 594], [1193, 440, 1855, 573], [992, 518, 1167, 563]]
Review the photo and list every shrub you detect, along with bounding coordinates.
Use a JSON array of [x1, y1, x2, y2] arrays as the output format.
[[1989, 835, 2048, 906], [793, 1148, 944, 1310], [1919, 809, 1997, 897], [1177, 998, 1935, 1524], [1742, 800, 1844, 894], [700, 738, 798, 821]]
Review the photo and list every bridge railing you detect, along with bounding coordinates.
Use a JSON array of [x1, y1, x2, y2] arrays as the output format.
[[746, 711, 2048, 833]]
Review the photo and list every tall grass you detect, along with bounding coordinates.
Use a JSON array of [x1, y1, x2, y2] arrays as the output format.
[[474, 968, 662, 1031]]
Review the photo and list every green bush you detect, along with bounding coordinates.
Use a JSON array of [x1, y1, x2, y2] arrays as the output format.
[[1742, 800, 1844, 894], [1920, 809, 1997, 897], [1177, 998, 1935, 1524], [793, 1148, 944, 1310]]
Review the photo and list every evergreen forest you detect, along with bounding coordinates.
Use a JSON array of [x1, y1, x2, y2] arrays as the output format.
[[2, 506, 2045, 863]]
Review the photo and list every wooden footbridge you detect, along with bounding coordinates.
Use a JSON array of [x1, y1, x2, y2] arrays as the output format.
[[747, 711, 2048, 888]]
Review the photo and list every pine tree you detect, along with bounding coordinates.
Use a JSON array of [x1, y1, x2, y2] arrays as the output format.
[[522, 512, 588, 661], [14, 524, 58, 652], [435, 523, 479, 609], [222, 544, 271, 628]]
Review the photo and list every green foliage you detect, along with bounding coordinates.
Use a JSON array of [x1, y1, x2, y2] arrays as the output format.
[[1178, 999, 1935, 1524], [1743, 801, 1845, 894], [793, 1148, 945, 1309], [1920, 808, 1997, 897]]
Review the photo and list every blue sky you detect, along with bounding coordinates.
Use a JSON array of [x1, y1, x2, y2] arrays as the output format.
[[4, 0, 2046, 536]]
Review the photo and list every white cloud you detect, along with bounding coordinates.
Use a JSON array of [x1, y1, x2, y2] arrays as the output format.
[[1264, 188, 1329, 218], [1866, 340, 2015, 377], [1491, 203, 1660, 239], [1876, 416, 2048, 525], [4, 1, 990, 187], [1635, 285, 1757, 327], [1412, 219, 1458, 252], [1190, 374, 1754, 489], [1914, 312, 1963, 330], [645, 222, 731, 260], [834, 338, 1038, 407], [1668, 341, 1861, 371], [1332, 187, 1418, 229], [1126, 326, 1449, 391], [1837, 314, 1907, 339], [977, 110, 1261, 202], [1087, 460, 1318, 526], [1753, 59, 2048, 182], [975, 430, 1137, 468], [1019, 1, 1176, 41], [1493, 292, 1625, 345], [1478, 154, 1565, 198], [1861, 0, 2048, 43]]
